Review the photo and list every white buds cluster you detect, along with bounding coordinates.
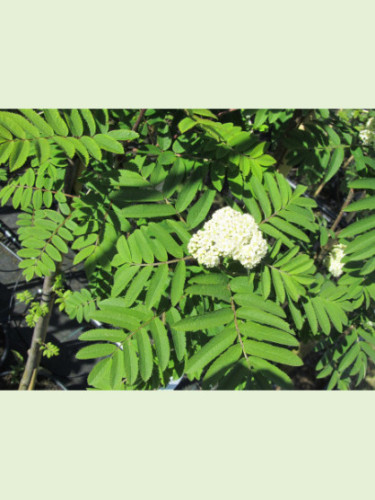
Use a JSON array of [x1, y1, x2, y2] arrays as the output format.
[[359, 129, 373, 146], [326, 243, 346, 278], [187, 207, 268, 269], [359, 117, 375, 147]]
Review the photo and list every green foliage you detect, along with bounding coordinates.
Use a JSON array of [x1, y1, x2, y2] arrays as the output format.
[[16, 290, 49, 327], [2, 108, 375, 390], [315, 325, 375, 389], [39, 342, 60, 359]]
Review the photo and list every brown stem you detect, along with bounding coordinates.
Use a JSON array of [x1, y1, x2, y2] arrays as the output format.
[[313, 181, 325, 198], [28, 368, 38, 391], [132, 109, 147, 132], [18, 159, 82, 390], [314, 154, 354, 199], [330, 188, 355, 232], [217, 109, 238, 117], [316, 187, 362, 263], [18, 271, 59, 390]]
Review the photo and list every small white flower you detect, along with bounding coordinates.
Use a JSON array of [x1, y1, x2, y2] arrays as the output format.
[[188, 206, 268, 270], [366, 117, 375, 131], [359, 129, 373, 146], [359, 118, 375, 147], [326, 243, 346, 278]]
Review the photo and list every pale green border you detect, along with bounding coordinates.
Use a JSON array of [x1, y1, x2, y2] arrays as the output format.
[[1, 393, 375, 499], [1, 1, 375, 498], [1, 1, 375, 107]]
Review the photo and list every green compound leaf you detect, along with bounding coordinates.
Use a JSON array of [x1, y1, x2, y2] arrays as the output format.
[[348, 177, 375, 190], [172, 308, 233, 332], [121, 204, 177, 218], [93, 134, 124, 154], [43, 109, 69, 136], [303, 299, 318, 335], [186, 284, 231, 302], [236, 307, 292, 332], [9, 140, 30, 172], [345, 196, 375, 212], [338, 342, 361, 373], [0, 142, 14, 165], [148, 222, 183, 258], [73, 245, 95, 265], [67, 109, 84, 137], [135, 229, 154, 263], [185, 327, 238, 378], [339, 214, 375, 238], [249, 356, 294, 389], [145, 264, 169, 308], [111, 265, 140, 298], [108, 129, 139, 141], [20, 109, 54, 136], [175, 168, 204, 213], [323, 147, 345, 183], [123, 338, 139, 385], [186, 189, 216, 229], [53, 136, 75, 157], [36, 137, 51, 164], [190, 273, 229, 286], [89, 306, 140, 331], [79, 136, 102, 160], [149, 317, 170, 371], [239, 321, 298, 347], [79, 329, 127, 342], [76, 343, 118, 360], [0, 111, 26, 138], [166, 308, 186, 361], [171, 260, 186, 306], [178, 117, 197, 134], [135, 329, 153, 382], [202, 344, 242, 388], [251, 176, 272, 218], [87, 358, 113, 390], [124, 266, 153, 307], [233, 293, 285, 318], [80, 109, 96, 136], [244, 340, 302, 366]]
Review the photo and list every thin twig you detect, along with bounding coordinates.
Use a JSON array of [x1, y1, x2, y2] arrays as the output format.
[[18, 271, 59, 390], [164, 197, 186, 223], [217, 109, 238, 117], [315, 187, 362, 263], [330, 188, 355, 232], [18, 159, 82, 390], [314, 154, 354, 198], [132, 109, 147, 132]]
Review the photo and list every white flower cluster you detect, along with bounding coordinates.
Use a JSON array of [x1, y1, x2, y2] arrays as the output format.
[[359, 117, 375, 147], [359, 129, 373, 146], [326, 243, 346, 278], [187, 207, 268, 269]]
